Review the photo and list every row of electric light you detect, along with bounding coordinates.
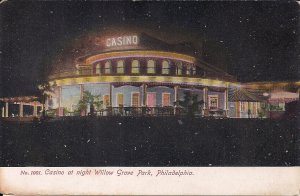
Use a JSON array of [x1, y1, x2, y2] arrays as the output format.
[[50, 75, 239, 88]]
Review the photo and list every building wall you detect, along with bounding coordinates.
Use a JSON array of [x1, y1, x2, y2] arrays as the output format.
[[229, 101, 262, 118], [228, 102, 237, 117], [112, 85, 143, 107], [84, 83, 110, 96], [92, 57, 200, 77], [52, 84, 179, 110], [112, 86, 175, 107], [47, 83, 233, 116], [61, 85, 81, 112], [147, 86, 175, 106]]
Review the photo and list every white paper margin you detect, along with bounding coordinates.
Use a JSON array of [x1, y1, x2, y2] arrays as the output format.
[[0, 167, 299, 195]]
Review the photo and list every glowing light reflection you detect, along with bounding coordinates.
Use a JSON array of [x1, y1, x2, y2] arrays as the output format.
[[85, 51, 196, 64]]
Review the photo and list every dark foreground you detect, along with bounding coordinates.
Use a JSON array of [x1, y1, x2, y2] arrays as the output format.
[[0, 117, 298, 166]]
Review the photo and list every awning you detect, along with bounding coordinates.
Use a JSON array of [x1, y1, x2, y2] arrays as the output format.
[[268, 91, 299, 103], [0, 96, 39, 103], [229, 88, 265, 102]]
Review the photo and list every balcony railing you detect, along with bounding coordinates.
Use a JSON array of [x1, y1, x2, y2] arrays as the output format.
[[62, 106, 185, 117], [108, 106, 179, 116], [59, 106, 227, 118]]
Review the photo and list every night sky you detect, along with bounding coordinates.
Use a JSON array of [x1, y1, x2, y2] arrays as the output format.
[[0, 1, 299, 97]]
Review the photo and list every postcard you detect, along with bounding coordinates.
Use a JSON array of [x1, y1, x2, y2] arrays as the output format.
[[0, 1, 299, 195]]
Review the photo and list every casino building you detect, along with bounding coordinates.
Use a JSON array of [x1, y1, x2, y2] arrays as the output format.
[[1, 32, 299, 118], [44, 32, 239, 117]]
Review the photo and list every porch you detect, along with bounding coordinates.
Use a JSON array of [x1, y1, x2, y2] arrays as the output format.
[[55, 106, 227, 118]]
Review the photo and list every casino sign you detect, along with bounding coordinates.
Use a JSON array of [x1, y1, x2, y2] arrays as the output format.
[[105, 35, 138, 47]]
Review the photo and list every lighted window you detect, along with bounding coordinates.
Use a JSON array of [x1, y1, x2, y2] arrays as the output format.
[[131, 60, 140, 74], [95, 63, 101, 74], [162, 93, 171, 106], [104, 61, 111, 74], [253, 102, 257, 115], [147, 60, 156, 74], [186, 64, 191, 75], [240, 102, 246, 112], [162, 60, 170, 75], [176, 62, 183, 75], [131, 92, 140, 107], [117, 60, 124, 74], [192, 65, 196, 75], [208, 95, 218, 109], [147, 93, 156, 107], [116, 93, 124, 106], [103, 95, 110, 106]]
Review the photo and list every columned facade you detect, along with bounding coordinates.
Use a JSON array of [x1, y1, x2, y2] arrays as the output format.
[[5, 102, 9, 117], [0, 97, 43, 118], [46, 47, 236, 117]]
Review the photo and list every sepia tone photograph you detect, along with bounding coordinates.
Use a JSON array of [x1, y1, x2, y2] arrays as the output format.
[[0, 2, 299, 193]]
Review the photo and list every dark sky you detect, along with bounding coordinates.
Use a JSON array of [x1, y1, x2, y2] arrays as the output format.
[[0, 1, 299, 97]]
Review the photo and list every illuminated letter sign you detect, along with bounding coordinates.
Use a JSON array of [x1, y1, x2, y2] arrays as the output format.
[[106, 35, 138, 47]]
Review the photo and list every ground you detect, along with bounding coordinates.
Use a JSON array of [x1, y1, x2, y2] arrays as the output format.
[[0, 117, 298, 166]]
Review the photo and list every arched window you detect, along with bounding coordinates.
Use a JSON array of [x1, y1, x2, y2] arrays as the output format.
[[131, 60, 140, 74], [95, 63, 101, 74], [104, 61, 111, 74], [117, 60, 124, 74], [147, 60, 156, 74], [176, 61, 183, 75], [162, 60, 170, 75], [192, 65, 196, 75], [186, 64, 191, 75]]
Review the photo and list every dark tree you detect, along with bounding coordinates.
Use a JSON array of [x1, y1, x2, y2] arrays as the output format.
[[178, 91, 204, 117]]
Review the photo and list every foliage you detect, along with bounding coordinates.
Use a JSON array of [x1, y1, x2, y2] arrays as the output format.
[[37, 81, 56, 103], [269, 104, 285, 111], [178, 91, 204, 117], [93, 95, 104, 111], [257, 103, 266, 118], [257, 109, 265, 119], [76, 91, 103, 115], [37, 81, 56, 118]]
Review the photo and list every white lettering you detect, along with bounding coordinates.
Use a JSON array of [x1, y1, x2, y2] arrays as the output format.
[[111, 38, 117, 46], [105, 35, 138, 47], [106, 38, 111, 47], [117, 37, 122, 46], [126, 36, 131, 45], [132, 35, 138, 44]]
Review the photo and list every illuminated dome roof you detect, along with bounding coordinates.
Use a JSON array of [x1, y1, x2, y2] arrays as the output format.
[[49, 27, 236, 83]]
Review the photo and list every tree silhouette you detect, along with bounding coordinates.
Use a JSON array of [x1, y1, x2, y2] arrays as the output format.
[[38, 81, 56, 118], [178, 91, 204, 117], [76, 91, 103, 116]]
